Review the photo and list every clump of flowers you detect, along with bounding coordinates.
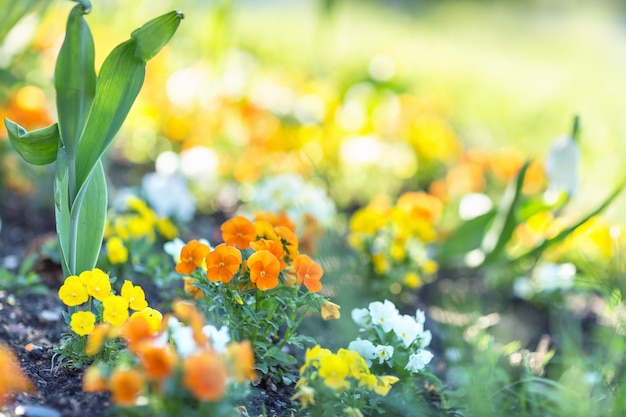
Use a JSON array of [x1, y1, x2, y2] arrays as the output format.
[[348, 192, 441, 299], [172, 212, 340, 383], [291, 345, 399, 416], [84, 300, 256, 416], [348, 300, 434, 379], [57, 267, 162, 365], [0, 343, 34, 406]]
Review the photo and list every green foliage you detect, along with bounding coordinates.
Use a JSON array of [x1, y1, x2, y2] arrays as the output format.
[[0, 253, 46, 295], [5, 4, 183, 277]]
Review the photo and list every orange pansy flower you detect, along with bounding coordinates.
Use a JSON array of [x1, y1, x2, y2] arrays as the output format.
[[293, 254, 323, 293], [225, 340, 257, 383], [253, 220, 279, 241], [183, 277, 204, 300], [172, 300, 207, 346], [122, 314, 154, 354], [221, 216, 256, 249], [138, 344, 178, 380], [255, 211, 296, 232], [247, 250, 281, 291], [108, 368, 144, 406], [0, 343, 33, 404], [250, 239, 286, 270], [205, 244, 242, 283], [275, 225, 299, 260], [176, 240, 210, 274], [183, 350, 227, 401]]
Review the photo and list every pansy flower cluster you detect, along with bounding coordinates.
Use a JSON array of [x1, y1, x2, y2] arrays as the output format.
[[83, 300, 256, 415], [57, 267, 162, 360], [173, 212, 339, 380], [292, 345, 399, 416], [348, 191, 441, 297], [349, 300, 434, 378]]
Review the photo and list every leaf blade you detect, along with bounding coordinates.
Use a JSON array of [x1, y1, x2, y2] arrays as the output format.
[[4, 118, 59, 165]]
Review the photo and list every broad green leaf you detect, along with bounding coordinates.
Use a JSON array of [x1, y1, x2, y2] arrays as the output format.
[[434, 210, 496, 266], [4, 118, 59, 165], [71, 160, 107, 273], [131, 10, 184, 61], [54, 148, 71, 275], [55, 3, 96, 155], [480, 161, 530, 266], [74, 10, 183, 193]]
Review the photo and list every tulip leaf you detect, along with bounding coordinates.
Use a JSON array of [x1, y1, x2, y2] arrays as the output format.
[[480, 161, 530, 266], [434, 210, 496, 266], [71, 160, 107, 274], [4, 118, 59, 165], [74, 10, 184, 194], [132, 10, 184, 61], [55, 3, 96, 154], [54, 148, 72, 275]]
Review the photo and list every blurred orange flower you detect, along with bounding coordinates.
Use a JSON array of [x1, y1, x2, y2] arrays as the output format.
[[247, 250, 281, 291], [221, 216, 256, 249], [122, 315, 154, 354], [176, 240, 210, 274], [293, 254, 323, 293], [205, 244, 242, 283], [108, 368, 145, 406], [138, 344, 178, 380], [0, 343, 33, 405], [82, 365, 107, 393], [183, 350, 227, 401], [225, 340, 257, 383]]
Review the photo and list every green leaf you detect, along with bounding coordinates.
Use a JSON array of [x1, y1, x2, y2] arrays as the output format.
[[55, 3, 96, 155], [54, 148, 72, 275], [74, 10, 183, 193], [480, 161, 530, 265], [4, 118, 59, 165], [131, 10, 184, 61], [71, 160, 107, 273], [435, 210, 496, 266]]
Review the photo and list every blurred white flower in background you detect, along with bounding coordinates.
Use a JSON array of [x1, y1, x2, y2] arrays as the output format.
[[241, 173, 336, 233], [142, 172, 196, 223], [545, 119, 581, 197], [534, 262, 576, 293]]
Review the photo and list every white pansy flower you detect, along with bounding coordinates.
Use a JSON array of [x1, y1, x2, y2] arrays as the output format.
[[203, 324, 230, 354], [374, 344, 394, 365], [348, 339, 377, 367], [418, 330, 433, 349], [391, 314, 422, 348], [351, 308, 371, 329], [415, 309, 426, 325], [405, 350, 434, 373], [166, 317, 197, 358], [368, 300, 399, 333]]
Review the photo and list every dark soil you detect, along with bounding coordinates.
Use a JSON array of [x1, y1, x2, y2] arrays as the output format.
[[0, 191, 295, 417]]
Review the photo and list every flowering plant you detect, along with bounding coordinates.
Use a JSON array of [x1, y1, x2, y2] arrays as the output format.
[[291, 345, 399, 417], [348, 192, 441, 299], [83, 300, 257, 416], [348, 300, 434, 380], [174, 213, 340, 383], [56, 267, 162, 366]]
